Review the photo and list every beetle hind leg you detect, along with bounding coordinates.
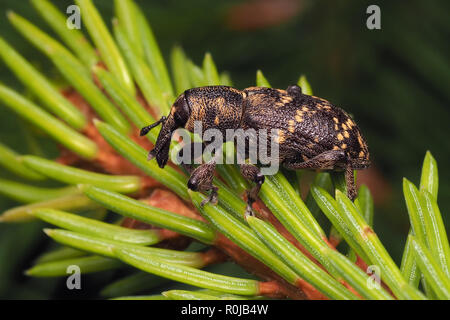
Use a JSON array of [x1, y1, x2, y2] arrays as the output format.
[[345, 164, 357, 201], [283, 150, 357, 201], [239, 163, 265, 216], [283, 150, 346, 171], [286, 84, 302, 97]]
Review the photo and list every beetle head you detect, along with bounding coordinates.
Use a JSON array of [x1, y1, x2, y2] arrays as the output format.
[[142, 93, 191, 168]]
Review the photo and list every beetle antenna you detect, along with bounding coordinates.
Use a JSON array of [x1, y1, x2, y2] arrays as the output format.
[[140, 116, 167, 136]]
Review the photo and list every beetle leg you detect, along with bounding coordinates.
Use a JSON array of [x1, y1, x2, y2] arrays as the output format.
[[283, 150, 346, 171], [345, 164, 357, 201], [201, 185, 219, 207], [287, 84, 302, 97], [284, 150, 357, 200], [239, 163, 265, 216], [187, 159, 218, 206]]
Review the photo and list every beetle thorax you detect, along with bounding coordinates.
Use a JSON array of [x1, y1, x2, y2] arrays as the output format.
[[183, 86, 245, 135]]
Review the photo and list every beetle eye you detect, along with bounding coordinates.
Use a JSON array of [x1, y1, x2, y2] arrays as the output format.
[[173, 94, 190, 126], [174, 111, 183, 124]]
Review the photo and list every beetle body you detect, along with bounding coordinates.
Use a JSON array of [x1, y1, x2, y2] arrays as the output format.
[[241, 86, 370, 169], [141, 85, 370, 213]]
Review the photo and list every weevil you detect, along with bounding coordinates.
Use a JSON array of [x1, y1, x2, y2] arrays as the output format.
[[140, 85, 370, 215]]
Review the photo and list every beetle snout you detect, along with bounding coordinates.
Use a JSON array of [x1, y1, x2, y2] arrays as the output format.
[[149, 114, 178, 168]]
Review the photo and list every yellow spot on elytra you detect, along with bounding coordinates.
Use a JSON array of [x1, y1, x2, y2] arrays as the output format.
[[302, 155, 309, 161], [275, 130, 285, 144], [342, 123, 348, 130], [295, 109, 305, 122], [333, 146, 340, 150], [280, 96, 293, 104], [344, 131, 350, 138], [337, 133, 344, 141], [334, 124, 339, 131], [357, 132, 364, 147], [341, 143, 347, 149], [302, 106, 309, 112], [346, 119, 354, 128], [314, 137, 319, 143], [214, 116, 220, 125], [288, 120, 295, 133], [333, 117, 339, 123], [359, 151, 365, 158]]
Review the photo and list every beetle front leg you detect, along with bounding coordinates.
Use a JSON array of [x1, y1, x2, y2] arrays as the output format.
[[239, 163, 265, 216], [187, 159, 218, 207]]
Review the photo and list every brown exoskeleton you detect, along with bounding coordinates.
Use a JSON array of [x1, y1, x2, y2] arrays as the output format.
[[140, 85, 370, 215]]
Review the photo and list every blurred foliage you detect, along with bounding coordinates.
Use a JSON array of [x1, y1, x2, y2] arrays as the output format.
[[0, 0, 448, 299]]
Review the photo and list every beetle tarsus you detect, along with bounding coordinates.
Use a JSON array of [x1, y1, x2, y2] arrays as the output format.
[[240, 163, 265, 216], [245, 204, 255, 217], [200, 186, 219, 207]]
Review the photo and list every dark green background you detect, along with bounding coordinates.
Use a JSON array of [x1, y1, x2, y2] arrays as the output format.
[[0, 0, 448, 299]]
